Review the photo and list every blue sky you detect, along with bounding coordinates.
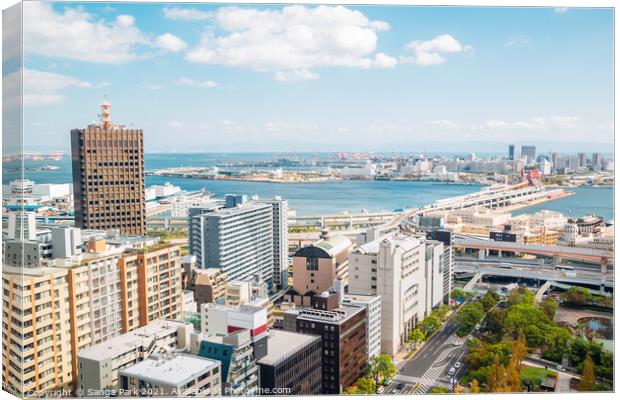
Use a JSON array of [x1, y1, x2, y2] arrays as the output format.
[[15, 2, 614, 153]]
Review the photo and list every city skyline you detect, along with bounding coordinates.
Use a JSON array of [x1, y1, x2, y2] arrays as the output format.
[[13, 2, 614, 153]]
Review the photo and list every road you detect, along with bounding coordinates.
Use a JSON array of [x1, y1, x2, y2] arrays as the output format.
[[387, 320, 470, 394]]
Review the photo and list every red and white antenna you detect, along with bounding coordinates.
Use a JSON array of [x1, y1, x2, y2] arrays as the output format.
[[101, 95, 112, 128]]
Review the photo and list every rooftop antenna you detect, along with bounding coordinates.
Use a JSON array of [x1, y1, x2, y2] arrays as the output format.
[[101, 95, 112, 128]]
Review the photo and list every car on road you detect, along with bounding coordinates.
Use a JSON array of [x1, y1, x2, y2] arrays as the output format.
[[396, 383, 405, 391], [376, 387, 385, 394], [454, 362, 462, 369], [453, 340, 463, 346], [556, 365, 566, 372], [447, 367, 456, 376]]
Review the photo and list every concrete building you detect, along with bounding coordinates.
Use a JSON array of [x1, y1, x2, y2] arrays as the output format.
[[6, 210, 37, 241], [341, 294, 381, 361], [348, 232, 426, 356], [1, 240, 184, 397], [521, 145, 536, 164], [592, 152, 604, 169], [171, 190, 218, 218], [70, 100, 146, 235], [426, 230, 454, 302], [284, 303, 367, 394], [189, 194, 275, 289], [76, 320, 193, 395], [197, 330, 258, 396], [256, 330, 322, 395], [192, 268, 227, 305], [508, 144, 515, 160], [289, 232, 352, 303], [50, 226, 82, 259], [200, 303, 269, 360], [424, 240, 445, 316], [119, 353, 221, 397], [255, 196, 289, 290]]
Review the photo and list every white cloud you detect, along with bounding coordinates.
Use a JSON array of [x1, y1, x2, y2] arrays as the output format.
[[275, 69, 320, 82], [5, 68, 101, 107], [477, 116, 580, 130], [142, 82, 164, 91], [176, 77, 218, 89], [555, 8, 568, 13], [186, 5, 396, 79], [23, 2, 186, 64], [154, 33, 187, 52], [402, 34, 472, 66], [373, 53, 398, 68], [505, 35, 531, 48], [425, 120, 461, 129], [163, 7, 213, 21]]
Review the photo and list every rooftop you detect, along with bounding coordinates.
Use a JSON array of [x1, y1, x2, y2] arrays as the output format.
[[78, 320, 190, 362], [120, 353, 220, 387], [295, 304, 364, 324], [257, 330, 320, 366]]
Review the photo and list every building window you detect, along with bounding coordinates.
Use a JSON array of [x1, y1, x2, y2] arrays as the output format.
[[306, 258, 319, 271]]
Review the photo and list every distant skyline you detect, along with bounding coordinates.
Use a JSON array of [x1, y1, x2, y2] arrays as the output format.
[[10, 2, 615, 153]]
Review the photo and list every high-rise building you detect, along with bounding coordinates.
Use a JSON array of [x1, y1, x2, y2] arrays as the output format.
[[255, 196, 289, 290], [70, 99, 146, 235], [521, 145, 536, 163], [592, 152, 604, 169], [189, 195, 275, 289], [577, 152, 587, 168], [1, 240, 183, 396], [508, 144, 515, 161], [256, 330, 323, 395], [6, 210, 36, 241], [426, 230, 454, 302], [348, 232, 431, 356], [284, 301, 367, 394], [341, 294, 382, 361]]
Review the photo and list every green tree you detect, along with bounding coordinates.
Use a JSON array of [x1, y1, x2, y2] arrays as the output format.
[[451, 288, 467, 301], [562, 287, 592, 306], [369, 354, 397, 383], [578, 355, 596, 391], [430, 386, 449, 393], [420, 314, 441, 336], [540, 298, 559, 319], [481, 290, 500, 312], [408, 328, 425, 350], [454, 302, 485, 336], [354, 376, 378, 394]]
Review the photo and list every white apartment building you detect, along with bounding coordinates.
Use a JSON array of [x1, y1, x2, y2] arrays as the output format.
[[255, 196, 289, 290], [189, 195, 275, 289], [348, 232, 427, 356], [424, 241, 445, 316], [171, 192, 219, 218], [341, 294, 382, 361]]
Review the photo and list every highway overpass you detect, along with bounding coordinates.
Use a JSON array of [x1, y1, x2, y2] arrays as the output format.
[[455, 263, 613, 290], [453, 234, 613, 267]]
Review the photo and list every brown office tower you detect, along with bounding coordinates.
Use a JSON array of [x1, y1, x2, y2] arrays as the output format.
[[70, 99, 146, 235]]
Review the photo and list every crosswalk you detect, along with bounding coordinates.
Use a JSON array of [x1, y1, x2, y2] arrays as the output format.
[[395, 342, 461, 394]]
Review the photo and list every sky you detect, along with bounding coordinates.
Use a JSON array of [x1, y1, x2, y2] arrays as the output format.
[[8, 2, 615, 153]]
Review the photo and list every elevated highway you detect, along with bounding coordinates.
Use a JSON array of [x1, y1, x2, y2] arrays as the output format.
[[453, 234, 613, 266], [382, 183, 570, 233], [455, 263, 613, 290]]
